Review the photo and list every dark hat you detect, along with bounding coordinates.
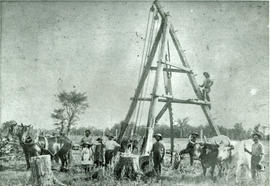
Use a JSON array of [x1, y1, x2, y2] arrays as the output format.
[[190, 132, 199, 137], [154, 133, 162, 140], [203, 72, 210, 77], [256, 163, 265, 171], [85, 129, 91, 133], [106, 132, 114, 138], [25, 136, 33, 143], [251, 132, 263, 139], [96, 137, 103, 142]]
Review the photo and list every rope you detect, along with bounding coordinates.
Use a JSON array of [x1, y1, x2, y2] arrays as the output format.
[[130, 6, 156, 138], [136, 10, 160, 132]]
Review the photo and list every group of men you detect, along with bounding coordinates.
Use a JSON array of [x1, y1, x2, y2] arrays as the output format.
[[79, 126, 265, 182], [151, 130, 265, 182], [80, 129, 120, 172]]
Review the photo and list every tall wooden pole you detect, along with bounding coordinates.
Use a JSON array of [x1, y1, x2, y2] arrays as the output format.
[[141, 14, 169, 155], [154, 0, 220, 136], [166, 82, 175, 163], [163, 52, 175, 163], [117, 22, 164, 142]]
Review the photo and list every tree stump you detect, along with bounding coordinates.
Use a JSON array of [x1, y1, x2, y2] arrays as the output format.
[[114, 153, 143, 180], [29, 155, 66, 186]]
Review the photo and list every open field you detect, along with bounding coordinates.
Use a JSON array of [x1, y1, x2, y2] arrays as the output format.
[[0, 138, 269, 186]]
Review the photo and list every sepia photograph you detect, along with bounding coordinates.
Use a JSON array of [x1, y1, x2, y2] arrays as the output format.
[[0, 0, 269, 185]]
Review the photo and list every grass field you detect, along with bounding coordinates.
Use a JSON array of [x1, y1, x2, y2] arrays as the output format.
[[0, 137, 269, 186]]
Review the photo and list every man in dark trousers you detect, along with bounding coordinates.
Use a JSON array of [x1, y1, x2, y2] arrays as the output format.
[[94, 137, 105, 167], [200, 72, 214, 109], [151, 133, 165, 180], [179, 132, 199, 166]]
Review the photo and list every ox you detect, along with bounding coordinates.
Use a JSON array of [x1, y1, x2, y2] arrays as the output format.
[[192, 135, 233, 181], [11, 123, 72, 171], [193, 142, 219, 181], [217, 139, 254, 184]]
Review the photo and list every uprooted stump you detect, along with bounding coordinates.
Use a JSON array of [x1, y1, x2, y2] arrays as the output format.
[[29, 155, 66, 186], [114, 153, 143, 180], [114, 153, 156, 180]]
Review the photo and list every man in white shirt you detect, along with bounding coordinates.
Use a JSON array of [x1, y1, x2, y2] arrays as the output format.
[[104, 133, 120, 168], [80, 129, 92, 146], [244, 132, 264, 181]]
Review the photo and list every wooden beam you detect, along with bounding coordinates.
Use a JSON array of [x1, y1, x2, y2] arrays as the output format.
[[155, 102, 169, 124], [168, 103, 174, 163], [117, 21, 164, 142], [141, 14, 170, 155], [169, 29, 220, 135], [131, 97, 210, 106], [160, 61, 192, 72], [154, 0, 220, 136], [150, 66, 191, 73]]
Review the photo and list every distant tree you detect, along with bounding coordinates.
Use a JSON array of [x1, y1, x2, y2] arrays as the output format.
[[233, 122, 246, 140], [51, 108, 66, 133], [52, 91, 89, 136], [1, 120, 17, 139], [177, 117, 190, 138]]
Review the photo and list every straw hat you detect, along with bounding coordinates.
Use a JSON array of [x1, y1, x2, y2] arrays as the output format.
[[154, 133, 162, 140], [251, 132, 263, 139], [190, 132, 199, 137], [106, 132, 114, 138]]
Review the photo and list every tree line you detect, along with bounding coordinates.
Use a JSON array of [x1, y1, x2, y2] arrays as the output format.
[[70, 120, 268, 141], [1, 90, 268, 141]]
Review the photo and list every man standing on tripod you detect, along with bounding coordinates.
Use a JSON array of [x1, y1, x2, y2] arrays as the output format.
[[200, 72, 214, 109]]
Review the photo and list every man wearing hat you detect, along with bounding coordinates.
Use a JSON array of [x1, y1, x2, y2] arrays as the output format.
[[244, 132, 264, 181], [94, 137, 105, 167], [199, 72, 213, 109], [104, 133, 120, 168], [80, 129, 93, 147], [179, 132, 199, 166], [151, 133, 165, 180]]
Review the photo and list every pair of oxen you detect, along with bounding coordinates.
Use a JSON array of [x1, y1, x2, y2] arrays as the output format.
[[181, 135, 255, 183], [5, 123, 72, 171]]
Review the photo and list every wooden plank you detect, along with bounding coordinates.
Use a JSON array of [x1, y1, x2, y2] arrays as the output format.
[[169, 28, 220, 135], [168, 103, 174, 163], [160, 61, 192, 72], [117, 21, 164, 143], [141, 15, 170, 155], [131, 97, 211, 106], [154, 0, 220, 136], [150, 66, 191, 73], [155, 102, 169, 124]]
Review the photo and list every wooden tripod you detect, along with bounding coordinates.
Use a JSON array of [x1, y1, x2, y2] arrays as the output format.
[[117, 0, 220, 158]]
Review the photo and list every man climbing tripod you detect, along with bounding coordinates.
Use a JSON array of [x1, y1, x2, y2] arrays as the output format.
[[200, 72, 214, 109]]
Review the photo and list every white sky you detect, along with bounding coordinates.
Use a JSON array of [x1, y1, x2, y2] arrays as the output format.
[[1, 1, 269, 130]]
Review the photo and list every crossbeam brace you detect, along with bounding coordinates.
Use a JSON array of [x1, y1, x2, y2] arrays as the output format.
[[131, 97, 210, 106], [150, 66, 191, 73], [155, 102, 170, 123]]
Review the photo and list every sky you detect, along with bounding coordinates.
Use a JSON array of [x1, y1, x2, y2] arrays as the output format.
[[0, 0, 269, 130]]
